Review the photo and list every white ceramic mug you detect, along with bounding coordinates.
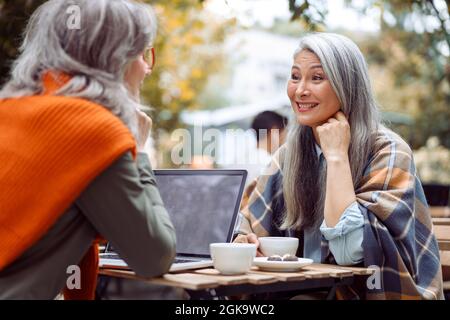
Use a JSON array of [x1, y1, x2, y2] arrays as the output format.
[[209, 243, 257, 275], [258, 237, 299, 257]]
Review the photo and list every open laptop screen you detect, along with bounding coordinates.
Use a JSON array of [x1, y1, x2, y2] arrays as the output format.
[[154, 170, 246, 257]]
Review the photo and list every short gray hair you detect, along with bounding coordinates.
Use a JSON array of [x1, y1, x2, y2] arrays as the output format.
[[0, 0, 157, 137], [281, 33, 380, 230]]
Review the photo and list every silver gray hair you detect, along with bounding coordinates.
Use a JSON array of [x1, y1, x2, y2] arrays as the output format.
[[0, 0, 157, 137], [281, 32, 380, 230]]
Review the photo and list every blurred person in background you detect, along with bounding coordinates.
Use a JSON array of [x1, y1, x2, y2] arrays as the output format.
[[239, 111, 288, 210], [248, 110, 288, 183]]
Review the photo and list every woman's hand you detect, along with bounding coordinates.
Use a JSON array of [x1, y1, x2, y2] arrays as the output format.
[[318, 111, 356, 227], [233, 233, 264, 257], [136, 109, 152, 152], [316, 111, 351, 162]]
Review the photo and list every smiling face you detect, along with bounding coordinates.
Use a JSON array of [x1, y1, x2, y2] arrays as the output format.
[[287, 50, 341, 129]]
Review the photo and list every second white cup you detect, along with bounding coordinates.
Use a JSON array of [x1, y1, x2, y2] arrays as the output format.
[[258, 237, 299, 257]]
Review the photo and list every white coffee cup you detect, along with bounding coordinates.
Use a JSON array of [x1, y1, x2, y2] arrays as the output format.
[[209, 243, 257, 275], [258, 237, 299, 257]]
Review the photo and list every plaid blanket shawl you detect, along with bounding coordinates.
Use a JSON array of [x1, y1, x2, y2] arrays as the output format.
[[238, 128, 444, 299]]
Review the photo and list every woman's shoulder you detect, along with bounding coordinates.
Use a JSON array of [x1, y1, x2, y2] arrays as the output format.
[[371, 126, 413, 156], [270, 143, 288, 170], [33, 95, 128, 131], [1, 94, 134, 145]]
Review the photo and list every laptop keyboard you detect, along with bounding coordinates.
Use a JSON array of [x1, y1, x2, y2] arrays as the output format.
[[100, 253, 121, 259], [173, 258, 197, 264], [101, 254, 198, 264]]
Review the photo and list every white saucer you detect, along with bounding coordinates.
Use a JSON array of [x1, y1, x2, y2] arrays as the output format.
[[253, 257, 314, 272]]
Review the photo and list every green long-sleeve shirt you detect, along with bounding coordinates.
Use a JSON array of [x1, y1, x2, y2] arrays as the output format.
[[0, 152, 176, 299]]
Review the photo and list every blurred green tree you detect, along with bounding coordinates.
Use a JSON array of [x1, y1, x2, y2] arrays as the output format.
[[2, 1, 447, 149], [0, 0, 235, 150], [350, 0, 449, 149], [0, 0, 47, 84], [140, 0, 235, 136]]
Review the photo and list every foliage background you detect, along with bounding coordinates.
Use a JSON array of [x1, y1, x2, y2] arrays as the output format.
[[0, 0, 448, 180]]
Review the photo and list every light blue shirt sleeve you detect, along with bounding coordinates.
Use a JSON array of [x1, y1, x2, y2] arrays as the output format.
[[319, 201, 364, 266]]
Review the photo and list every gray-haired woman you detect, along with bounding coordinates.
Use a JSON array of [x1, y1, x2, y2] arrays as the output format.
[[235, 33, 443, 300], [0, 0, 176, 299]]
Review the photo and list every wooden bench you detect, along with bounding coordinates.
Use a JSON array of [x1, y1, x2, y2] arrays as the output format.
[[432, 217, 450, 226], [432, 216, 450, 297], [430, 206, 450, 218], [441, 251, 450, 299], [433, 224, 450, 251]]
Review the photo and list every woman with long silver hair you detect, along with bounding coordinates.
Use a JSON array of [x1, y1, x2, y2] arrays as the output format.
[[235, 33, 443, 300], [0, 0, 176, 299]]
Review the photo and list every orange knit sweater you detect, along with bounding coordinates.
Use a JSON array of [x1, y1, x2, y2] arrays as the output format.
[[0, 74, 136, 299]]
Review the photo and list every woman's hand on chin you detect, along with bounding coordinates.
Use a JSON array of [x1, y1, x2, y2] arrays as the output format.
[[316, 111, 351, 162], [136, 109, 152, 152]]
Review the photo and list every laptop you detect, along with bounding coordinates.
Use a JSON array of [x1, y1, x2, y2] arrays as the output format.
[[99, 169, 247, 272]]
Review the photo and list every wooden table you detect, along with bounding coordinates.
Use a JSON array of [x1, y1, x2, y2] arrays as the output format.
[[98, 264, 375, 300]]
